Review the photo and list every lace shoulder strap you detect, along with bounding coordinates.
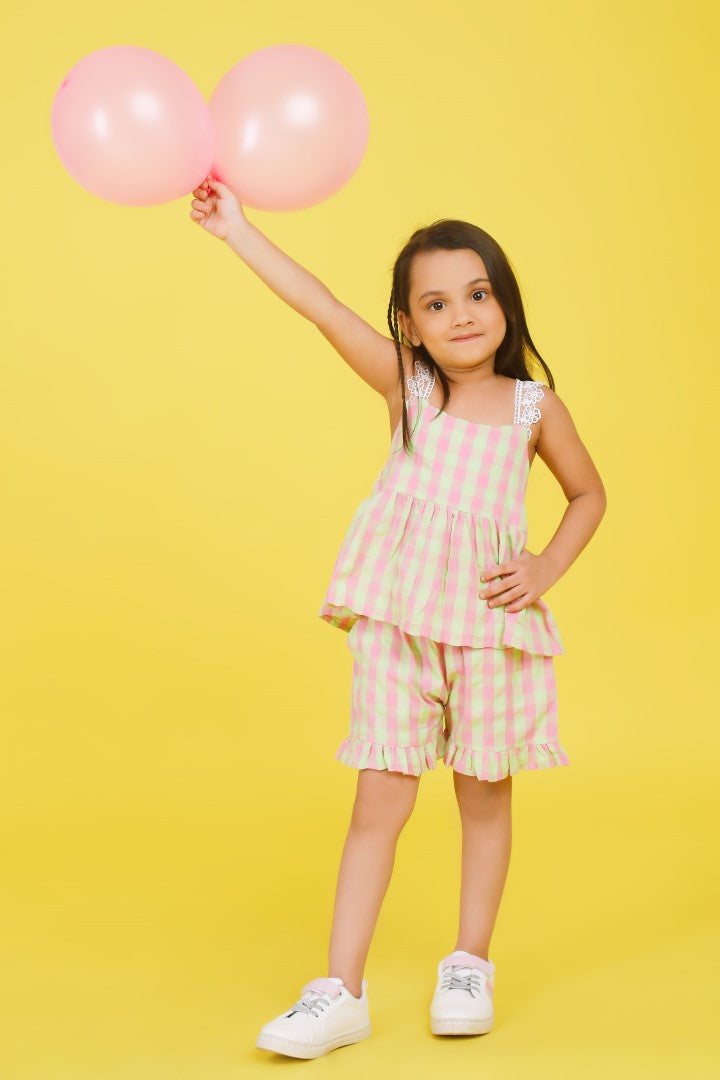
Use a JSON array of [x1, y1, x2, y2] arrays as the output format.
[[406, 358, 435, 403], [514, 379, 545, 441]]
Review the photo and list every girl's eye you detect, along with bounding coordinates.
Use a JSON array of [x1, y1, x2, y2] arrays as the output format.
[[428, 290, 488, 312]]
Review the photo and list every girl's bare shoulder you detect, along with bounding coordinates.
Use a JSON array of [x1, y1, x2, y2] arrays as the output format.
[[535, 384, 606, 499]]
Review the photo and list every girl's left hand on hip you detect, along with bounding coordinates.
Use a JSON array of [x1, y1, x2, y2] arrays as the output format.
[[479, 548, 556, 612]]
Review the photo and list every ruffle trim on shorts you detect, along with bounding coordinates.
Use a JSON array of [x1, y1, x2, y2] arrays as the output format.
[[335, 735, 445, 776], [444, 740, 570, 781], [336, 736, 570, 779]]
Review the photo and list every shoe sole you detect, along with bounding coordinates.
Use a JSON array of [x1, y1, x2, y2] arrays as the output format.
[[256, 1024, 371, 1059], [431, 1016, 493, 1035]]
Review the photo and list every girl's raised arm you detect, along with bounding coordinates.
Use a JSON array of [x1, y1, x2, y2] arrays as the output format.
[[190, 177, 401, 400]]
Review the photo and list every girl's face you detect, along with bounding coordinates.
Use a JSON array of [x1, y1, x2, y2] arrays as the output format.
[[398, 248, 507, 374]]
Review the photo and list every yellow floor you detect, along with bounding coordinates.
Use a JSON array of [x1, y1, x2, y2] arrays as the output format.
[[3, 924, 716, 1078], [2, 770, 717, 1079]]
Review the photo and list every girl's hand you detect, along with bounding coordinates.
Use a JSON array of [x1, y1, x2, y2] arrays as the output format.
[[189, 175, 248, 241], [479, 548, 558, 613]]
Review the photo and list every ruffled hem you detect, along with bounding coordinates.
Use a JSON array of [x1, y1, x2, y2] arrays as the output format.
[[319, 601, 565, 656], [335, 735, 445, 775], [443, 740, 570, 781], [335, 736, 570, 779], [317, 488, 565, 655]]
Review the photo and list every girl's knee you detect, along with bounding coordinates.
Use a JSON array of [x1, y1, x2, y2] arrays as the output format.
[[351, 767, 420, 832], [453, 771, 512, 814]]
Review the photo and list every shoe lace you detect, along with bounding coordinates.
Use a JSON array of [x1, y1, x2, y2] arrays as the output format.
[[286, 989, 334, 1018], [440, 966, 486, 997]]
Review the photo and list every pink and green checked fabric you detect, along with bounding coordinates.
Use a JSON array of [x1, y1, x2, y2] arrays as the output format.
[[336, 615, 569, 778], [319, 358, 565, 656]]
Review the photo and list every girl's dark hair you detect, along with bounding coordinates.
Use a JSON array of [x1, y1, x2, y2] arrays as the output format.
[[386, 219, 556, 453]]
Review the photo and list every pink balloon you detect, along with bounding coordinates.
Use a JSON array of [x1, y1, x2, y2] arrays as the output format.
[[51, 46, 214, 207], [208, 45, 369, 212]]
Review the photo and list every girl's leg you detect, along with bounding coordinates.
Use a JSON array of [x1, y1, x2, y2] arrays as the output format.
[[327, 767, 421, 996], [451, 772, 512, 960]]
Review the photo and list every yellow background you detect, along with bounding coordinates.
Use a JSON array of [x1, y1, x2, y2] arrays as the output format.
[[2, 1, 717, 1076]]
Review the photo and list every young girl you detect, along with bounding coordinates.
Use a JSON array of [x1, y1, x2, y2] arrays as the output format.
[[189, 176, 606, 1059]]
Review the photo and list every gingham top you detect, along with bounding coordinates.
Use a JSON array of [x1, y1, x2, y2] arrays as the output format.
[[318, 358, 565, 655]]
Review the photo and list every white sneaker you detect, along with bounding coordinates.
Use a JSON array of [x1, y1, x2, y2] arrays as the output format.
[[430, 950, 495, 1035], [256, 975, 371, 1059]]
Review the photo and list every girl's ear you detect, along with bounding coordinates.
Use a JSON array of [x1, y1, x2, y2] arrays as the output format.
[[398, 310, 421, 347]]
